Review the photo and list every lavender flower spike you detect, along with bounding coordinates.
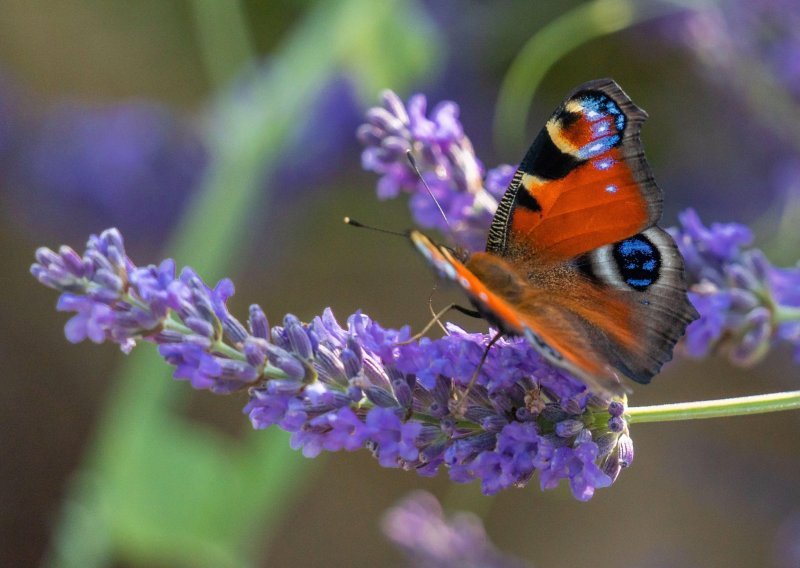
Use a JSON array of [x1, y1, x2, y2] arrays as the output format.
[[358, 90, 514, 251], [33, 228, 634, 501], [251, 315, 631, 501], [32, 229, 275, 393], [670, 209, 800, 365], [383, 491, 528, 568]]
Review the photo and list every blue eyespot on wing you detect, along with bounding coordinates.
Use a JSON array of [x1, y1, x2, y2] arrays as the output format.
[[577, 226, 699, 383]]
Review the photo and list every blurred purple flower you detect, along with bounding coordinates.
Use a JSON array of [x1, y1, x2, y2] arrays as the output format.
[[10, 101, 207, 244], [57, 294, 115, 345], [665, 2, 800, 100], [268, 76, 362, 192], [358, 90, 511, 251], [670, 209, 800, 364], [32, 228, 633, 500], [5, 69, 362, 249], [383, 491, 529, 568]]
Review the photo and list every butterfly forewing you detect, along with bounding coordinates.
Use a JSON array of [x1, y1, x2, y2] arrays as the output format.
[[487, 79, 662, 263]]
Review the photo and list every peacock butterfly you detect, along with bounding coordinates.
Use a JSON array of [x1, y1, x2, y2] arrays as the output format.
[[411, 79, 698, 396]]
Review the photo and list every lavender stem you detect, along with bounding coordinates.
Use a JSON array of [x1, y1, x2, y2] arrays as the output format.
[[626, 390, 800, 424]]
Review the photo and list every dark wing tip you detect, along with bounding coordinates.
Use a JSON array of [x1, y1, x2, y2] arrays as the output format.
[[568, 78, 649, 124]]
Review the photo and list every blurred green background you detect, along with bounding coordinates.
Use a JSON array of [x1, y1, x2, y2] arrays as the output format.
[[2, 1, 799, 566]]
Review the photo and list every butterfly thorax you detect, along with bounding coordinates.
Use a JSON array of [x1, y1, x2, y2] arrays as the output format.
[[464, 251, 581, 332]]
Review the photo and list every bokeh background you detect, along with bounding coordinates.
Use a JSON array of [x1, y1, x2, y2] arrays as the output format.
[[3, 0, 800, 566]]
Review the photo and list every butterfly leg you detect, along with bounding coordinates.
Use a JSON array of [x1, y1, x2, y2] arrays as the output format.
[[451, 305, 481, 319], [450, 330, 503, 417], [427, 283, 449, 336], [396, 303, 458, 345], [396, 302, 481, 345]]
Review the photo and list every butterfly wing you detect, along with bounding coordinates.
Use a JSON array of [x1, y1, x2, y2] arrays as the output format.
[[487, 79, 662, 262], [572, 226, 698, 385]]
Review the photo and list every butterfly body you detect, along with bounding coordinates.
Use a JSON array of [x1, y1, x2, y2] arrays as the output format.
[[412, 79, 698, 395]]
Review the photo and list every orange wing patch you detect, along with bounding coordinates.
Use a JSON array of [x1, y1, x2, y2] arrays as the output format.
[[511, 148, 649, 260], [464, 251, 639, 391], [410, 231, 527, 334]]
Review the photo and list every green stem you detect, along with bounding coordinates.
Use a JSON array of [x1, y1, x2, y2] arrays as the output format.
[[775, 305, 800, 324], [626, 390, 800, 424], [162, 317, 192, 335], [189, 0, 255, 89], [213, 340, 246, 360]]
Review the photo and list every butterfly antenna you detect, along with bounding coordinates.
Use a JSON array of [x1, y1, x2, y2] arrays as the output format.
[[406, 150, 451, 229], [451, 331, 503, 417], [343, 217, 407, 238]]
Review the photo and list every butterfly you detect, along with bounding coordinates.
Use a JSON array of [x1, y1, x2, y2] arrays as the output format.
[[411, 79, 698, 396]]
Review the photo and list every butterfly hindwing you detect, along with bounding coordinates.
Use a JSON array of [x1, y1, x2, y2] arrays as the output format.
[[576, 226, 699, 383], [414, 227, 696, 394], [487, 79, 662, 262]]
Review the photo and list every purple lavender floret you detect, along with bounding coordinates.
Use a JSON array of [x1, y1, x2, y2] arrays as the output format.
[[358, 90, 513, 251], [383, 490, 529, 568], [32, 228, 633, 501], [670, 209, 800, 364]]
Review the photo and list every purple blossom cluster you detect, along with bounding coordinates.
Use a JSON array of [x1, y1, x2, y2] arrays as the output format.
[[670, 209, 800, 364], [358, 90, 513, 251], [31, 228, 268, 393], [251, 313, 631, 501], [32, 229, 632, 501], [383, 491, 528, 568]]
